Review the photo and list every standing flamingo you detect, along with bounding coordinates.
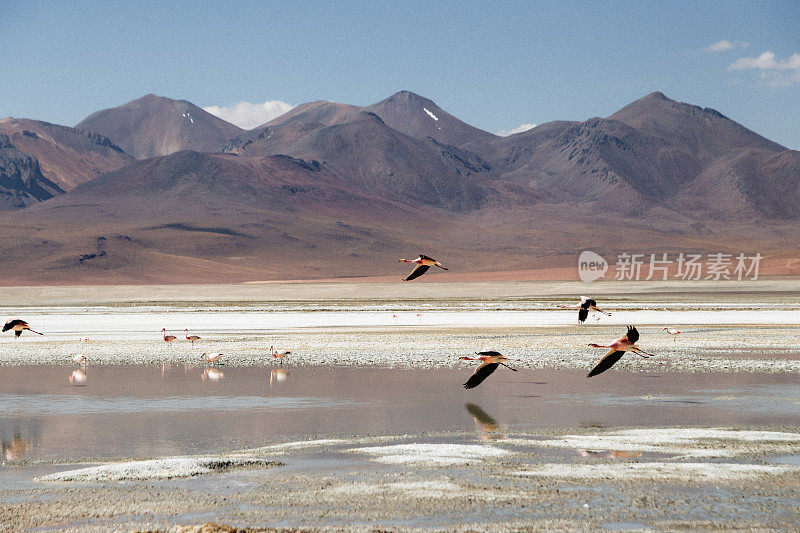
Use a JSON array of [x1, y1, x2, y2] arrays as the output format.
[[399, 255, 449, 281], [185, 329, 201, 344], [200, 352, 224, 364], [663, 327, 681, 341], [3, 319, 43, 337], [558, 297, 611, 323], [459, 350, 518, 389], [587, 326, 654, 377], [161, 328, 177, 345], [270, 345, 292, 363]]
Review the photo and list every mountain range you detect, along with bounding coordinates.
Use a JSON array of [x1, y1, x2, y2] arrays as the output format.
[[1, 90, 798, 284]]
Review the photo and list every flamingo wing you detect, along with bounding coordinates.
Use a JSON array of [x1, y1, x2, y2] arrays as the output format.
[[587, 350, 626, 377], [404, 264, 430, 281], [626, 326, 639, 344], [578, 308, 589, 323], [476, 350, 502, 357], [464, 362, 499, 389], [3, 319, 26, 332]]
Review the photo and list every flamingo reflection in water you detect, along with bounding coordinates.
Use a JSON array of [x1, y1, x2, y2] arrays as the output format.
[[202, 367, 225, 381], [579, 450, 642, 459], [3, 433, 31, 461], [465, 403, 503, 440], [270, 368, 290, 386], [69, 369, 87, 386]]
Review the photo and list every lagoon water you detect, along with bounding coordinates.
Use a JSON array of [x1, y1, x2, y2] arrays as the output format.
[[3, 364, 800, 464]]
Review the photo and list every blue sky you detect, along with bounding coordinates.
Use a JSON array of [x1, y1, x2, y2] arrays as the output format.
[[2, 0, 798, 147]]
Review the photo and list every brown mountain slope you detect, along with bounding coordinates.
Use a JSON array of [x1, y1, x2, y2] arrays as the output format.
[[239, 111, 489, 211], [77, 94, 244, 159], [0, 149, 457, 284], [264, 100, 362, 128], [365, 91, 498, 149], [0, 134, 64, 211], [491, 93, 799, 219], [610, 91, 785, 155], [0, 118, 133, 190]]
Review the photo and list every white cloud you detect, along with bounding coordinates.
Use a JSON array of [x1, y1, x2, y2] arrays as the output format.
[[203, 99, 294, 129], [706, 40, 749, 52], [707, 40, 734, 51], [727, 51, 800, 86], [496, 123, 538, 136]]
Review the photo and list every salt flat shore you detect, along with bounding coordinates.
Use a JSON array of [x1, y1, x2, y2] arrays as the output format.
[[3, 427, 800, 530], [1, 280, 798, 372]]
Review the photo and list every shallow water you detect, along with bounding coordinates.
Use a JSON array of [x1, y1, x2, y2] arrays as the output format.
[[2, 365, 799, 464]]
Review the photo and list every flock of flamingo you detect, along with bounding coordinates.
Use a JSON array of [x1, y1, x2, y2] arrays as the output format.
[[3, 254, 683, 389]]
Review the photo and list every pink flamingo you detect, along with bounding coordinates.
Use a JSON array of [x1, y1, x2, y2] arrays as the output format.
[[587, 326, 654, 377], [398, 255, 449, 281], [459, 350, 518, 389]]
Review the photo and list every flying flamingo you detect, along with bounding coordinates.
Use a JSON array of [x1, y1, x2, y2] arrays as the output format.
[[270, 345, 291, 363], [459, 350, 518, 389], [161, 328, 177, 345], [399, 254, 449, 281], [587, 326, 654, 377], [200, 352, 224, 364], [3, 319, 43, 337], [663, 327, 681, 341], [70, 353, 87, 366], [558, 297, 611, 323], [185, 329, 201, 344]]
